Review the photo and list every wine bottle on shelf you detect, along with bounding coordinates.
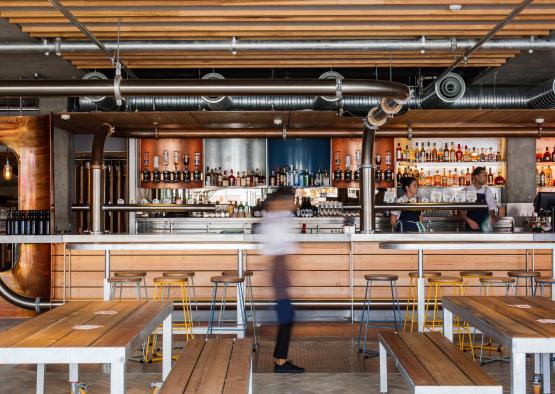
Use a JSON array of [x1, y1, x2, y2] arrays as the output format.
[[456, 144, 463, 162], [443, 143, 449, 162], [544, 147, 552, 162], [465, 168, 471, 186], [229, 169, 236, 186], [396, 143, 403, 161], [431, 143, 438, 162], [487, 168, 494, 186]]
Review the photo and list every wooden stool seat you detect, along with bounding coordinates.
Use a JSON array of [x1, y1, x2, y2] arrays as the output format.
[[535, 277, 555, 284], [114, 271, 147, 277], [428, 276, 463, 284], [211, 275, 245, 284], [507, 271, 541, 278], [364, 273, 398, 281], [153, 276, 188, 284], [222, 270, 253, 277], [460, 270, 493, 278], [408, 271, 441, 278], [162, 271, 195, 278], [107, 276, 143, 283], [479, 276, 515, 284]]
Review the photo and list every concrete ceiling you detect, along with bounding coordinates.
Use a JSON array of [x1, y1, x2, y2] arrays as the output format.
[[0, 18, 83, 80]]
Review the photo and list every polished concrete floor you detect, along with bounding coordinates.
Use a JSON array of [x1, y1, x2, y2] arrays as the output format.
[[0, 320, 552, 393]]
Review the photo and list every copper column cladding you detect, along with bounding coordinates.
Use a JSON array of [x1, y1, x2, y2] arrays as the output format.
[[360, 123, 376, 234], [89, 123, 114, 234]]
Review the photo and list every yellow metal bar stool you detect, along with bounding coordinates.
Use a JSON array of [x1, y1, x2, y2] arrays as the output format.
[[222, 270, 259, 350], [508, 270, 541, 296], [114, 271, 148, 298], [207, 275, 247, 338], [425, 276, 474, 357], [162, 271, 199, 325], [535, 277, 555, 297], [107, 276, 143, 300], [403, 271, 442, 332], [477, 276, 515, 364], [145, 276, 194, 363]]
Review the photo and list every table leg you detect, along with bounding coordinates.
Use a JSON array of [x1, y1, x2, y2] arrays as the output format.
[[443, 308, 453, 342], [236, 249, 245, 339], [379, 342, 387, 393], [162, 313, 172, 380], [110, 362, 125, 394], [103, 250, 111, 301], [69, 363, 78, 382], [417, 250, 425, 332], [248, 357, 253, 394], [511, 352, 526, 394], [543, 353, 551, 394], [36, 364, 45, 394]]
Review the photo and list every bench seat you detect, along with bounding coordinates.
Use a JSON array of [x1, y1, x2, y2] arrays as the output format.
[[159, 338, 252, 394], [378, 331, 502, 394]]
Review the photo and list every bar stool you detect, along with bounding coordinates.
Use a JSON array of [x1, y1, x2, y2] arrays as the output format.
[[424, 276, 473, 356], [535, 277, 555, 297], [403, 271, 442, 332], [162, 271, 199, 325], [107, 276, 143, 300], [145, 276, 194, 363], [508, 271, 541, 296], [357, 273, 401, 358], [207, 275, 247, 339], [114, 271, 148, 298], [222, 270, 259, 350], [460, 270, 493, 295]]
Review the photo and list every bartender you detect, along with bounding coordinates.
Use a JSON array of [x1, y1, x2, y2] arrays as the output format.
[[390, 176, 424, 232], [460, 166, 497, 232]]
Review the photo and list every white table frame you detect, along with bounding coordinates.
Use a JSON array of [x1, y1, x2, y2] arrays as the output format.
[[379, 242, 555, 332], [0, 303, 173, 394], [442, 297, 555, 394], [64, 242, 259, 338]]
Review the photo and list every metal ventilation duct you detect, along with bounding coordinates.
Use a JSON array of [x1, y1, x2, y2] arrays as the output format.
[[314, 71, 344, 110], [200, 72, 233, 111], [78, 71, 118, 111], [527, 77, 555, 109], [420, 73, 466, 108]]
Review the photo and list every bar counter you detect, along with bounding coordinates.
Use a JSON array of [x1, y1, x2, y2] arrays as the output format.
[[0, 232, 550, 306]]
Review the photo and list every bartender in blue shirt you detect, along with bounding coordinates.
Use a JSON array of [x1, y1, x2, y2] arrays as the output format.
[[460, 166, 497, 232], [390, 176, 424, 232]]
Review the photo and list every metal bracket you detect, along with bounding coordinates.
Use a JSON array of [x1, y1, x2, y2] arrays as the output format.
[[529, 35, 535, 54], [450, 37, 457, 52], [35, 297, 41, 312], [114, 62, 123, 106], [282, 125, 287, 140], [54, 37, 62, 57], [335, 78, 343, 99], [407, 123, 413, 140], [43, 38, 50, 56], [231, 36, 238, 55], [420, 35, 426, 54]]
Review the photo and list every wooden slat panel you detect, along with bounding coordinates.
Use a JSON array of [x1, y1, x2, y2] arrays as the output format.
[[184, 339, 234, 394], [159, 339, 205, 394], [223, 339, 252, 394]]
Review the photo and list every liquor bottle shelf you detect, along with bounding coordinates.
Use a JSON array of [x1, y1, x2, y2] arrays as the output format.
[[396, 161, 505, 167]]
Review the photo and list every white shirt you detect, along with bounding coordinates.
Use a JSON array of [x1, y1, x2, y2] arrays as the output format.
[[391, 194, 411, 218], [259, 210, 299, 256], [463, 184, 497, 211]]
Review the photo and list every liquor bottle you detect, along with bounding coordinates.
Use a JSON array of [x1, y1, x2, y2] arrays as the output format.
[[384, 165, 393, 183], [385, 151, 392, 166], [441, 170, 448, 187], [323, 170, 330, 187], [463, 145, 470, 162], [488, 147, 495, 162], [537, 168, 541, 186], [222, 170, 229, 187], [431, 143, 438, 162], [552, 147, 555, 162], [447, 170, 454, 186], [425, 171, 432, 186], [162, 150, 171, 183], [270, 171, 276, 186], [228, 169, 236, 186], [354, 166, 360, 183], [487, 168, 494, 186], [537, 149, 543, 162], [193, 165, 201, 182], [396, 143, 403, 161], [471, 147, 479, 162], [205, 167, 212, 186], [142, 152, 151, 183], [456, 144, 463, 162], [449, 142, 456, 162], [540, 167, 546, 186], [437, 147, 444, 162], [182, 154, 190, 183], [458, 171, 466, 186], [217, 167, 223, 186], [544, 147, 552, 162], [465, 168, 471, 186], [396, 168, 402, 184], [443, 143, 449, 162], [404, 145, 410, 162], [414, 143, 420, 162], [479, 148, 486, 162], [495, 151, 502, 162], [420, 143, 425, 163], [452, 169, 458, 185], [344, 154, 352, 183], [547, 166, 553, 186], [334, 151, 342, 182], [375, 166, 382, 183], [425, 142, 431, 162], [152, 155, 161, 183], [433, 170, 441, 186], [494, 172, 506, 186], [419, 168, 425, 185]]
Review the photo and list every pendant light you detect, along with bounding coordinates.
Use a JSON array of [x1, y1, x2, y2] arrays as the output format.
[[2, 147, 12, 181]]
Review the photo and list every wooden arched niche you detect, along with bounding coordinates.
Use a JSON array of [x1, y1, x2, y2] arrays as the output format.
[[0, 116, 51, 317]]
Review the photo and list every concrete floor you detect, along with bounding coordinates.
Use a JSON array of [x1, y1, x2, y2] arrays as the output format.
[[0, 320, 552, 393]]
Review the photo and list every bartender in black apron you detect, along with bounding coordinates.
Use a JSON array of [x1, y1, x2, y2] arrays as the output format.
[[390, 177, 424, 232], [460, 166, 496, 232]]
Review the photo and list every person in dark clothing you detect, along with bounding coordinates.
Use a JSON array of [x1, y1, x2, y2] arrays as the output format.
[[460, 166, 497, 232], [390, 177, 424, 232], [261, 188, 304, 373]]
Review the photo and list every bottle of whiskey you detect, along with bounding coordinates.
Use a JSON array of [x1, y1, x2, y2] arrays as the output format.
[[344, 154, 352, 183], [396, 143, 403, 161], [334, 151, 342, 182], [193, 165, 201, 182], [465, 168, 471, 186], [471, 147, 479, 162], [487, 168, 494, 186], [449, 142, 456, 162], [162, 150, 171, 183], [441, 169, 448, 187], [142, 152, 151, 182], [456, 144, 463, 162], [384, 165, 393, 183], [205, 166, 212, 186], [494, 172, 506, 186], [228, 169, 236, 186], [480, 148, 486, 162], [546, 166, 552, 186], [544, 147, 552, 162], [152, 155, 161, 183], [463, 145, 470, 162], [443, 143, 449, 162], [431, 143, 438, 162], [540, 167, 546, 186], [375, 166, 382, 183], [182, 154, 190, 183]]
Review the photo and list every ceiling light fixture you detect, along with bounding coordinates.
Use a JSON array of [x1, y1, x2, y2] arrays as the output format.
[[449, 4, 462, 12], [2, 148, 13, 181]]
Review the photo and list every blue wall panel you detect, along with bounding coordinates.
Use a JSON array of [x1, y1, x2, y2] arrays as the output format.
[[267, 138, 330, 174]]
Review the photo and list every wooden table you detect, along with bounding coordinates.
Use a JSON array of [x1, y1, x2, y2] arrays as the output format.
[[0, 300, 173, 394], [442, 296, 555, 394]]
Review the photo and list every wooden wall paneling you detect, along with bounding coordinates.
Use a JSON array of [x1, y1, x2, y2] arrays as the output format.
[[0, 116, 51, 317]]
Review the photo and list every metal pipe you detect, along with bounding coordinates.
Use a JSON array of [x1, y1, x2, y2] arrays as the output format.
[[1, 38, 554, 54], [0, 79, 411, 99], [0, 279, 62, 312], [72, 204, 216, 212], [360, 122, 376, 233], [90, 123, 114, 234], [421, 72, 466, 108]]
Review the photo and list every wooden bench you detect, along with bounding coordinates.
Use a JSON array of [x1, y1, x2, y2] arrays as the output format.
[[378, 331, 502, 394], [159, 338, 252, 394]]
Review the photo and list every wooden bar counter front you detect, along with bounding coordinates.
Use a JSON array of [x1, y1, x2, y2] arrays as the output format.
[[51, 241, 552, 303]]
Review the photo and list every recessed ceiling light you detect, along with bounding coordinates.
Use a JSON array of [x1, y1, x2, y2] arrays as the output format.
[[449, 4, 462, 12]]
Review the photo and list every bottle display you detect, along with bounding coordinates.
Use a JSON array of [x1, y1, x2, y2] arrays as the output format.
[[397, 141, 501, 163], [142, 152, 151, 183], [5, 210, 50, 235]]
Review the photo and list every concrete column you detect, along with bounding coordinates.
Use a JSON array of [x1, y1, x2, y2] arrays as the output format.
[[52, 127, 74, 232], [506, 137, 536, 203]]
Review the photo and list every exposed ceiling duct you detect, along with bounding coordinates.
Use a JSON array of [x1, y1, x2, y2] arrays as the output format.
[[200, 72, 233, 111], [1, 38, 555, 54], [420, 73, 466, 108]]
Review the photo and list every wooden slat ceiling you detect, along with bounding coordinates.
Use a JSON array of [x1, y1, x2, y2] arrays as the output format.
[[1, 1, 555, 69]]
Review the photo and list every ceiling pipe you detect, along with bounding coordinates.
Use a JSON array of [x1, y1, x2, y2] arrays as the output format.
[[1, 37, 554, 54], [90, 123, 114, 234], [0, 78, 411, 100]]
